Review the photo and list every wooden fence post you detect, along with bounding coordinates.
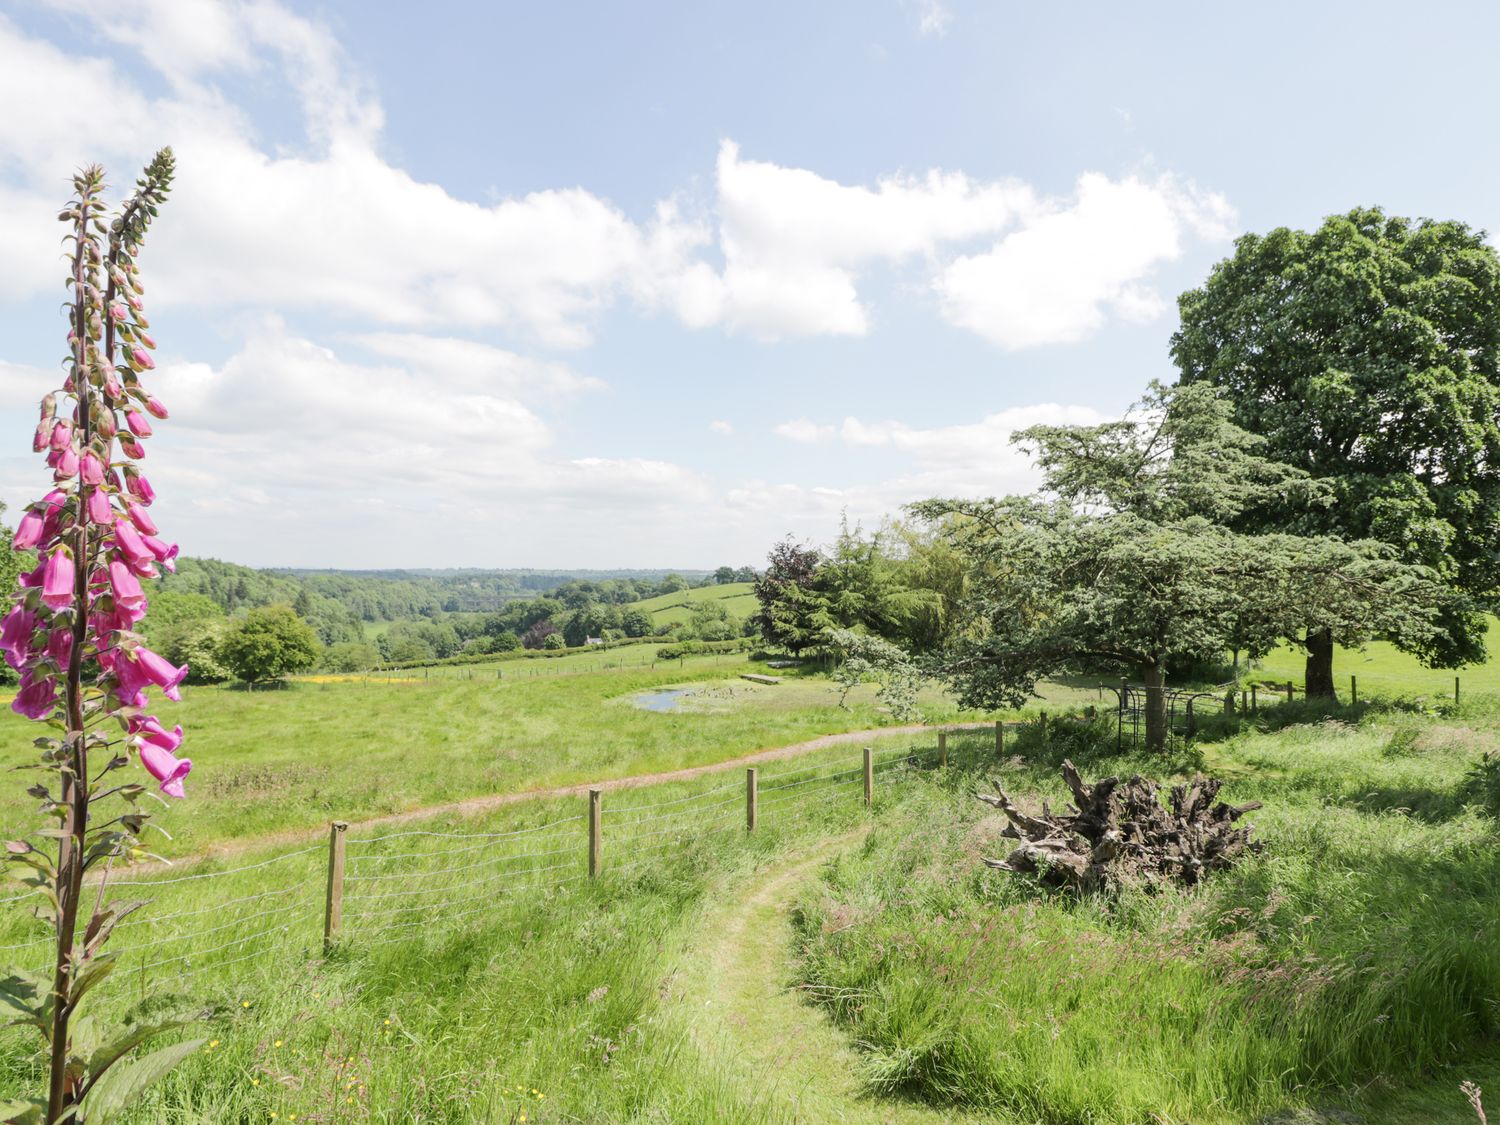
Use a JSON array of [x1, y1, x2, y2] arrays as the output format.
[[1286, 681, 1293, 704], [1350, 675, 1357, 705], [938, 730, 947, 769], [996, 719, 1004, 757], [1250, 684, 1257, 713], [862, 746, 873, 807], [323, 820, 348, 952], [1185, 699, 1196, 738], [1039, 710, 1047, 743], [1456, 675, 1461, 706], [588, 788, 602, 878], [746, 768, 758, 832]]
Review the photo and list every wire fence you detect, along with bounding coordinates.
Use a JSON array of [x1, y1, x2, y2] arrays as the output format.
[[0, 724, 1017, 993]]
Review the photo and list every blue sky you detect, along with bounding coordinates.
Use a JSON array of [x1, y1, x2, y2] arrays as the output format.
[[2, 0, 1499, 568]]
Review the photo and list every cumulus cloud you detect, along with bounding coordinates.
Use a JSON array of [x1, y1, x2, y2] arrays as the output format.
[[708, 420, 735, 435], [935, 173, 1235, 348], [0, 7, 1233, 350], [16, 322, 714, 564]]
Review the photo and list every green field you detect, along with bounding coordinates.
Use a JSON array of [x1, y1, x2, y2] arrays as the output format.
[[3, 641, 1498, 1122], [627, 581, 759, 625], [1254, 619, 1500, 700], [0, 652, 1003, 853]]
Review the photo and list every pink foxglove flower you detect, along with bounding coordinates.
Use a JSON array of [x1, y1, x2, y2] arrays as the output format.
[[86, 489, 112, 525], [138, 742, 190, 798], [134, 645, 188, 700], [52, 448, 80, 481], [11, 672, 57, 720], [124, 472, 155, 505], [40, 550, 75, 611], [80, 451, 105, 485], [144, 396, 168, 419], [129, 714, 183, 753], [44, 628, 72, 667], [124, 412, 151, 438], [129, 347, 154, 371], [141, 535, 178, 571], [107, 559, 145, 613], [13, 509, 45, 550], [49, 422, 71, 452], [126, 502, 157, 536], [105, 650, 151, 709], [112, 519, 157, 576], [0, 605, 39, 670]]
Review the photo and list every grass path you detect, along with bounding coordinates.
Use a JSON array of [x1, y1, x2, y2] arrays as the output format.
[[671, 832, 1000, 1124]]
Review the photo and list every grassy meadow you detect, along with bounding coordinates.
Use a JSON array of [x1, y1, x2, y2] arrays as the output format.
[[0, 730, 986, 1123], [791, 706, 1500, 1123], [1, 643, 1497, 1122], [0, 651, 1009, 853], [1253, 615, 1500, 701], [626, 581, 759, 626]]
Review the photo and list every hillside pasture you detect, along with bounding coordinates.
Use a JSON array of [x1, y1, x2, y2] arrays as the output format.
[[628, 581, 759, 625], [0, 652, 1009, 853], [1254, 616, 1500, 700]]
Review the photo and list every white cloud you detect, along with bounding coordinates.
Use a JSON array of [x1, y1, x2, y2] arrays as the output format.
[[708, 420, 735, 435], [649, 141, 1035, 340], [0, 322, 714, 564], [357, 334, 605, 399], [730, 403, 1112, 535], [915, 0, 953, 37], [774, 418, 837, 444], [0, 9, 1234, 351], [936, 173, 1235, 348]]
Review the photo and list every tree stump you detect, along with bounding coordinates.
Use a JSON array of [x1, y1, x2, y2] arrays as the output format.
[[976, 759, 1261, 891]]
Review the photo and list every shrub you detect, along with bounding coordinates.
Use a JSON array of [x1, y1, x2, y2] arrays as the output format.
[[158, 618, 233, 683], [1462, 752, 1500, 817]]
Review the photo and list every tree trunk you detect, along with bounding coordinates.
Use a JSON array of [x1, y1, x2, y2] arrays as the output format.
[[1305, 627, 1335, 699], [1143, 663, 1168, 751]]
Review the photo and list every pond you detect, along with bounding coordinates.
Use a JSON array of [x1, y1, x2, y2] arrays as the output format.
[[633, 688, 691, 712]]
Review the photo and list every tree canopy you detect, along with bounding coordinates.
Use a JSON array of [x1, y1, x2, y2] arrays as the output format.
[[1172, 207, 1500, 690], [219, 604, 321, 684], [915, 383, 1445, 747]]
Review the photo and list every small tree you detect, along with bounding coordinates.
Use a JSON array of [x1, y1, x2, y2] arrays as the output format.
[[752, 537, 826, 654], [220, 604, 320, 684], [522, 618, 558, 650], [828, 628, 923, 722]]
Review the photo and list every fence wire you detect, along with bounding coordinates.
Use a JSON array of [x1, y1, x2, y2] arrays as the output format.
[[1, 727, 1003, 993]]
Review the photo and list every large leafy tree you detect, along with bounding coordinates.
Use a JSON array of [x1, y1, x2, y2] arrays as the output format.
[[1172, 207, 1500, 695], [916, 384, 1445, 748], [220, 603, 321, 684]]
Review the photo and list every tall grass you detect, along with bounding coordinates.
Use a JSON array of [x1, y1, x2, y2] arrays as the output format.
[[0, 733, 988, 1122], [790, 715, 1500, 1123]]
